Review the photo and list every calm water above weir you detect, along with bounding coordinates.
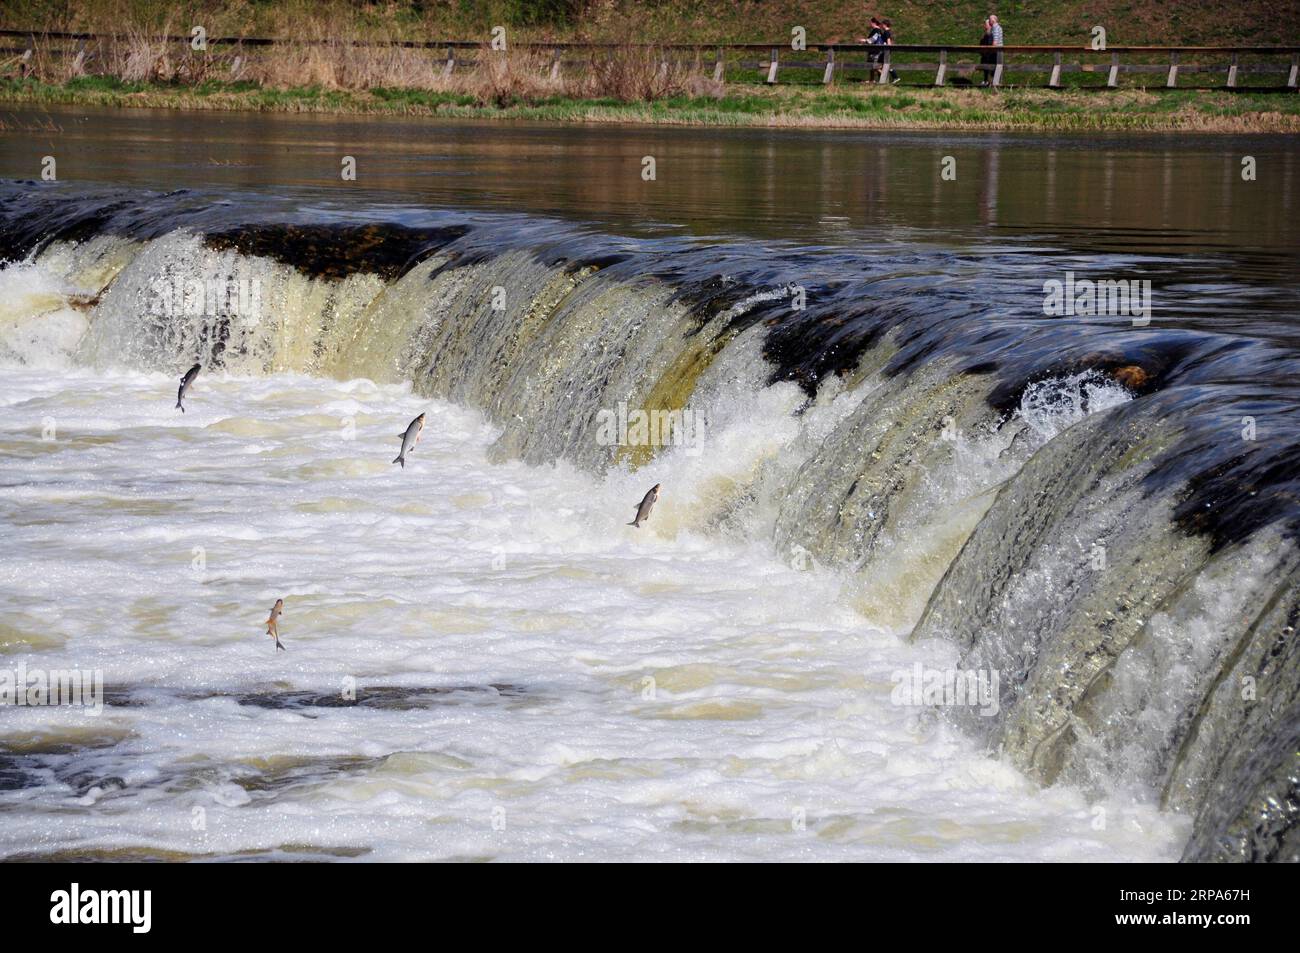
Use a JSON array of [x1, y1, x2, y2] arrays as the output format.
[[2, 105, 1298, 251], [0, 107, 1297, 862]]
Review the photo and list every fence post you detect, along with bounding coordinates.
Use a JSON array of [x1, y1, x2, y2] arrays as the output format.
[[1107, 51, 1120, 87], [1048, 50, 1061, 88], [1226, 52, 1238, 88], [822, 47, 835, 84], [713, 47, 724, 82], [1290, 52, 1298, 88], [549, 47, 562, 80], [1166, 50, 1178, 87], [443, 45, 455, 78], [878, 48, 891, 84], [991, 49, 1003, 87], [934, 48, 947, 86], [766, 46, 779, 83]]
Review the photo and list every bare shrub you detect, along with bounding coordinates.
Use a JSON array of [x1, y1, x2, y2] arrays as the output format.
[[95, 23, 179, 83], [476, 46, 569, 104], [336, 42, 444, 91], [577, 46, 701, 101], [123, 29, 176, 82]]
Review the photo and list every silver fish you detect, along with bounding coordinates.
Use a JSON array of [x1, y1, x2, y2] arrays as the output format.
[[265, 598, 285, 652], [176, 363, 200, 413], [628, 483, 660, 528], [393, 413, 425, 468]]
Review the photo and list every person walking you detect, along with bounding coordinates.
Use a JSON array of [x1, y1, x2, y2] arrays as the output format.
[[859, 16, 885, 82], [880, 18, 900, 84], [979, 17, 996, 86]]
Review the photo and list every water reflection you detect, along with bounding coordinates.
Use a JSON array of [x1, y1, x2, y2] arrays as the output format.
[[0, 106, 1296, 263]]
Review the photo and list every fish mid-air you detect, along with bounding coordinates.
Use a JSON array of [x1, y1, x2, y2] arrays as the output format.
[[628, 483, 660, 528], [175, 363, 201, 413], [393, 413, 425, 468], [264, 598, 285, 652]]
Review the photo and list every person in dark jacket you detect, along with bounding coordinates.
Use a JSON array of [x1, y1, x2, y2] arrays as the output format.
[[858, 15, 883, 45], [979, 17, 996, 86], [879, 18, 900, 84], [859, 16, 884, 81]]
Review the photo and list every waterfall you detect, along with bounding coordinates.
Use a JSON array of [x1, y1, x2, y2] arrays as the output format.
[[3, 181, 1297, 862]]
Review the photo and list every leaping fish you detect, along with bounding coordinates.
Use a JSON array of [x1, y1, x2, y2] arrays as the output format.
[[393, 413, 425, 468], [628, 483, 660, 528], [264, 598, 285, 652], [175, 363, 201, 413]]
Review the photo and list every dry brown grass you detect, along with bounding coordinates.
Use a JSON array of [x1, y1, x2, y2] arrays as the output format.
[[461, 46, 567, 105], [6, 26, 721, 104], [108, 24, 177, 84], [248, 22, 447, 90], [575, 46, 721, 100], [13, 19, 231, 85]]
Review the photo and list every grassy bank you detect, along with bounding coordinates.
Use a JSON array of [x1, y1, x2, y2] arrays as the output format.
[[5, 1, 1296, 132], [7, 0, 1300, 47], [3, 75, 1299, 132]]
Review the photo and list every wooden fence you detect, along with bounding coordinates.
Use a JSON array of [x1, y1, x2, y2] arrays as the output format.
[[3, 30, 1298, 90], [763, 44, 1300, 89]]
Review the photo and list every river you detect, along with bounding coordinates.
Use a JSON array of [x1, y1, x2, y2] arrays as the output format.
[[0, 106, 1296, 861]]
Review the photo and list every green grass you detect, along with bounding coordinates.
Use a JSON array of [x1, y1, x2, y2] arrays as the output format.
[[62, 75, 148, 94], [3, 75, 1295, 132]]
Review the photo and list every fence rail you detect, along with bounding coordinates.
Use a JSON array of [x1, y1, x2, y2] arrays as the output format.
[[3, 29, 1297, 90]]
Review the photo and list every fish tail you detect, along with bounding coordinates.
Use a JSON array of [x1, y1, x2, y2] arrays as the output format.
[[628, 520, 639, 527], [393, 455, 404, 467]]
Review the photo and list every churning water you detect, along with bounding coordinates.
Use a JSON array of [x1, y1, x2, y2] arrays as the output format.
[[0, 112, 1297, 861]]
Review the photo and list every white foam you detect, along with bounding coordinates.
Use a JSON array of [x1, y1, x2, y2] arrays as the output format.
[[1016, 371, 1132, 443], [0, 258, 89, 367], [0, 366, 1185, 861]]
